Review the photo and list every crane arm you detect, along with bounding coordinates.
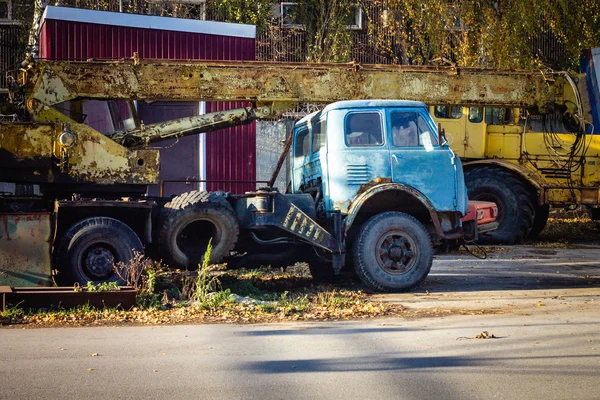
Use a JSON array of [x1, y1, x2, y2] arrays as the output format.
[[21, 58, 577, 117]]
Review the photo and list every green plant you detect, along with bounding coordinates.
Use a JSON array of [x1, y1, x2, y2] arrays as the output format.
[[279, 291, 310, 314], [182, 239, 221, 304], [85, 281, 120, 292]]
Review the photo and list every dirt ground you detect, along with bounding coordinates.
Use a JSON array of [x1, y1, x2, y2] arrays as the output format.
[[376, 243, 600, 315]]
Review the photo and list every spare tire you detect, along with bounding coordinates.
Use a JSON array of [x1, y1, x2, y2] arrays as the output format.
[[157, 191, 239, 269]]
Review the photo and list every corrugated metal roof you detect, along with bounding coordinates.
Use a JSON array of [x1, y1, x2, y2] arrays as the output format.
[[41, 6, 256, 38]]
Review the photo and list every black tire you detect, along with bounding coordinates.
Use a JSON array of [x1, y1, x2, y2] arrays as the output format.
[[464, 167, 535, 244], [157, 190, 239, 269], [56, 217, 143, 285], [528, 204, 550, 239], [353, 212, 433, 292]]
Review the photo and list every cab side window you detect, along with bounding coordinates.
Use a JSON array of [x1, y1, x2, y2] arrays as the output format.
[[345, 112, 383, 146], [485, 107, 513, 125], [294, 127, 310, 159], [434, 105, 463, 119], [311, 119, 326, 154], [469, 107, 483, 123]]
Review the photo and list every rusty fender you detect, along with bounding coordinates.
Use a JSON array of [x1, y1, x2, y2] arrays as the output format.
[[343, 182, 447, 238]]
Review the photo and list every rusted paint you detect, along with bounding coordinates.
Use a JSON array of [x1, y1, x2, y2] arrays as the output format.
[[342, 181, 446, 237], [112, 107, 259, 147], [22, 105, 161, 185], [0, 213, 53, 287], [24, 59, 564, 115]]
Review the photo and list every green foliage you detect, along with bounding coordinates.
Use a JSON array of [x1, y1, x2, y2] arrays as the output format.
[[0, 306, 24, 323], [182, 238, 222, 305], [206, 0, 272, 30], [85, 281, 120, 292], [279, 290, 310, 314], [360, 0, 600, 69], [10, 0, 600, 69], [198, 288, 234, 310], [292, 0, 354, 62]]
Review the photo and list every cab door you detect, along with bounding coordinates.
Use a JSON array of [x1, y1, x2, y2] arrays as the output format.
[[387, 108, 459, 212], [429, 105, 467, 157]]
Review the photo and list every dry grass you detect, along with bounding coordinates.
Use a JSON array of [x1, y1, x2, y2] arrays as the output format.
[[535, 207, 600, 245]]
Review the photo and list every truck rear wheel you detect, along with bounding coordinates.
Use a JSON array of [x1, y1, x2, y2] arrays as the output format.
[[57, 217, 143, 285], [158, 191, 239, 269], [528, 204, 550, 239], [353, 212, 433, 292], [464, 167, 534, 244]]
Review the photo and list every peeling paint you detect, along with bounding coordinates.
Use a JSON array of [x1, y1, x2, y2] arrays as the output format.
[[25, 59, 562, 113]]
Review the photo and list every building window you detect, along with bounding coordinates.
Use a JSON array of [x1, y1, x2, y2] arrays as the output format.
[[281, 3, 362, 30], [342, 5, 363, 30], [0, 0, 11, 20], [281, 2, 303, 28]]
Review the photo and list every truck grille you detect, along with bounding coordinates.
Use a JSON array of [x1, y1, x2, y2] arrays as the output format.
[[346, 164, 370, 185]]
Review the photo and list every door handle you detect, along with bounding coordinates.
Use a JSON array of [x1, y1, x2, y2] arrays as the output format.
[[391, 154, 402, 162]]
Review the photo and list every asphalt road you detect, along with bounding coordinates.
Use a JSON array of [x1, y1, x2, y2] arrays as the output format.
[[1, 308, 599, 399], [2, 244, 600, 400]]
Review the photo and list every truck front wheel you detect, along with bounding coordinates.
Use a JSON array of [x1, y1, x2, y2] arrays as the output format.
[[56, 217, 144, 285], [353, 212, 433, 292]]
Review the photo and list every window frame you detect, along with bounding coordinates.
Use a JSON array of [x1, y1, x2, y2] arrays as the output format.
[[434, 105, 463, 119], [344, 111, 385, 147], [468, 106, 483, 123], [389, 110, 438, 148], [281, 2, 303, 28]]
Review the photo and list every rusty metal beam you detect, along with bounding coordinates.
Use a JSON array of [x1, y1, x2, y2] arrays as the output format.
[[24, 59, 562, 114]]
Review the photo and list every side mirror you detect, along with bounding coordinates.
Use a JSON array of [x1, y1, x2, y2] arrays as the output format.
[[437, 123, 446, 146]]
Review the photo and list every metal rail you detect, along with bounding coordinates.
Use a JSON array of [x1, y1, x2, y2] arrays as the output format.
[[0, 286, 137, 312]]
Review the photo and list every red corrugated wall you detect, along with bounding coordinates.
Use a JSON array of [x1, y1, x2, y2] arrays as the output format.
[[39, 17, 256, 194]]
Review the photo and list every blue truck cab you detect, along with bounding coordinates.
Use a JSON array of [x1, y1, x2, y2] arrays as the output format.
[[291, 100, 471, 291]]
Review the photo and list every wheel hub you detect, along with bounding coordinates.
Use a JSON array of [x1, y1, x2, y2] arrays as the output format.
[[84, 246, 116, 279], [377, 232, 417, 275]]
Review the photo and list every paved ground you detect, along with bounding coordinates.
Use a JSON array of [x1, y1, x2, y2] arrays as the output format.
[[1, 243, 599, 400], [1, 306, 599, 399], [377, 244, 600, 314]]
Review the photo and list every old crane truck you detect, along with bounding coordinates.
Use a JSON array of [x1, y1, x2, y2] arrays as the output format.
[[428, 48, 600, 243], [0, 57, 500, 292]]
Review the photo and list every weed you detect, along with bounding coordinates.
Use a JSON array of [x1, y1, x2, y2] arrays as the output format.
[[257, 303, 277, 313], [182, 239, 221, 304], [279, 291, 310, 314], [114, 252, 168, 307], [0, 306, 24, 324], [85, 281, 120, 292], [198, 289, 234, 310]]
